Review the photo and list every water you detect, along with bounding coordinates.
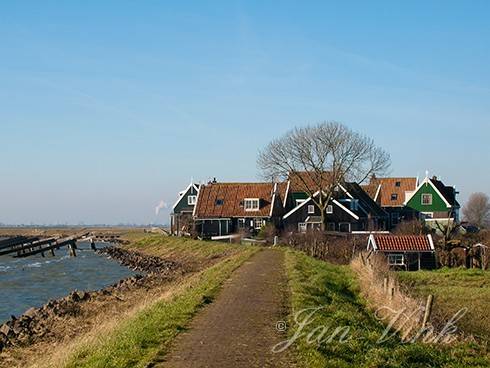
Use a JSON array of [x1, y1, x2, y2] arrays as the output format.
[[0, 242, 137, 323]]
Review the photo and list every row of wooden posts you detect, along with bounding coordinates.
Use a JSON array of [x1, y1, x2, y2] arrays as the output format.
[[382, 274, 434, 329]]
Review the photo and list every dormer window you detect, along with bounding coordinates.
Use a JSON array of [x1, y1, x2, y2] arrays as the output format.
[[244, 198, 260, 211], [188, 195, 197, 205], [391, 193, 398, 201]]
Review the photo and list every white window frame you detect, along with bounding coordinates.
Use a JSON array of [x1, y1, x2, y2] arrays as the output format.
[[244, 198, 260, 211], [298, 222, 307, 233], [388, 254, 405, 266], [326, 205, 333, 214], [307, 205, 315, 214], [253, 218, 265, 229], [421, 193, 433, 206], [188, 195, 197, 205]]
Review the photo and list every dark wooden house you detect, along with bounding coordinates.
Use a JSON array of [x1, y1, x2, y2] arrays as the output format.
[[193, 181, 287, 238], [170, 181, 200, 236]]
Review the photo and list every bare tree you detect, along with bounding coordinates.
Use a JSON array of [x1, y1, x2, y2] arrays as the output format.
[[463, 192, 490, 228], [257, 122, 390, 230]]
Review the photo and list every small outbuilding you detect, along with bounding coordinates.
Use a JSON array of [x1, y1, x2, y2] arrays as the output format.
[[367, 234, 436, 270]]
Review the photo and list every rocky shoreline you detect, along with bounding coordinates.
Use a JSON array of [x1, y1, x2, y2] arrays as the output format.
[[0, 246, 181, 352]]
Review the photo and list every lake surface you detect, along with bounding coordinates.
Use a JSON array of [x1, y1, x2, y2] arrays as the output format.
[[0, 241, 137, 323]]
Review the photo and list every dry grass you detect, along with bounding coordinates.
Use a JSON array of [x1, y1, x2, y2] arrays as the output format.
[[350, 253, 430, 342], [0, 234, 253, 368]]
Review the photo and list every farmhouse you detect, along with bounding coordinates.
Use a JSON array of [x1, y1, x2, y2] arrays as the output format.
[[362, 176, 419, 228], [404, 175, 460, 225], [367, 234, 436, 270], [192, 181, 287, 238], [170, 181, 200, 236], [282, 178, 389, 233]]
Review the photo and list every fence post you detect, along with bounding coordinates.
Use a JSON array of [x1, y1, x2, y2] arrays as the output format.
[[421, 295, 434, 328], [383, 277, 388, 294]]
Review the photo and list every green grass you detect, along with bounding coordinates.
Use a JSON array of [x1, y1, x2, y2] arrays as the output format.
[[63, 247, 258, 368], [398, 267, 490, 339], [284, 250, 490, 368], [125, 234, 244, 265]]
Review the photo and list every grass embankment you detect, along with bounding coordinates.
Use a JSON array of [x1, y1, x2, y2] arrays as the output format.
[[125, 234, 243, 268], [284, 250, 490, 367], [61, 242, 258, 368], [398, 268, 490, 339]]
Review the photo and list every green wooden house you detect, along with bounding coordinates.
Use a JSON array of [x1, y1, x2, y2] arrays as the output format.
[[404, 175, 460, 227]]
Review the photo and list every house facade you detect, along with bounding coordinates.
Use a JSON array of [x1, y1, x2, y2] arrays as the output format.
[[404, 175, 460, 226], [362, 176, 419, 228], [282, 181, 389, 233], [192, 181, 287, 238], [170, 181, 200, 236]]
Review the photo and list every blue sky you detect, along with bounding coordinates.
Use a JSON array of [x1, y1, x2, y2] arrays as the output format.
[[1, 1, 489, 225]]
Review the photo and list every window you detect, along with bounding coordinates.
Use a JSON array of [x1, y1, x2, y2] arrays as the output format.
[[308, 205, 315, 214], [326, 222, 336, 231], [238, 218, 246, 228], [351, 200, 359, 211], [391, 212, 399, 225], [215, 199, 224, 206], [326, 205, 333, 214], [391, 193, 398, 201], [254, 218, 265, 229], [395, 181, 401, 187], [298, 223, 307, 233], [188, 195, 197, 205], [244, 198, 260, 211], [388, 254, 404, 266], [339, 223, 351, 233], [421, 193, 433, 205]]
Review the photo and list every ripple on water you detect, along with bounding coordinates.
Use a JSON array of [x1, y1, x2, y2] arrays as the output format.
[[0, 242, 137, 323]]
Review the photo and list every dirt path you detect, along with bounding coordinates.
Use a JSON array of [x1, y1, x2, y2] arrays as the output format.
[[152, 249, 294, 368]]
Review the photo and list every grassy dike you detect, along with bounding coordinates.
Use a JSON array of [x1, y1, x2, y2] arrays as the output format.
[[398, 268, 490, 339], [284, 249, 490, 368], [62, 245, 258, 368]]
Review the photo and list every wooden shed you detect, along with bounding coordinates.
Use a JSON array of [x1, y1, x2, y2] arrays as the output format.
[[367, 234, 436, 270]]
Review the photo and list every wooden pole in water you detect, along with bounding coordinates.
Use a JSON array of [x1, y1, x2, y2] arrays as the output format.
[[90, 239, 96, 251], [68, 242, 77, 257]]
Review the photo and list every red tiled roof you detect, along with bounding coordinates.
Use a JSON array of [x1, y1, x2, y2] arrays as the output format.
[[368, 177, 418, 207], [372, 235, 433, 252], [288, 171, 334, 193], [194, 182, 278, 218]]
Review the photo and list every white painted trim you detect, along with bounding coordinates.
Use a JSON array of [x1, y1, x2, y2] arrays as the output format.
[[427, 234, 435, 251], [333, 199, 360, 220], [403, 177, 452, 208], [270, 183, 278, 217], [283, 180, 290, 208], [244, 198, 260, 211], [374, 184, 382, 202], [338, 184, 354, 199], [192, 184, 202, 217], [282, 191, 319, 219], [367, 234, 377, 251], [173, 182, 199, 210]]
